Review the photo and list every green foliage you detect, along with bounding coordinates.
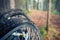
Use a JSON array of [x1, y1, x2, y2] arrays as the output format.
[[22, 8, 31, 14], [51, 10, 60, 15], [23, 9, 28, 13], [53, 32, 57, 37], [52, 0, 57, 3], [40, 26, 47, 36], [51, 0, 60, 15]]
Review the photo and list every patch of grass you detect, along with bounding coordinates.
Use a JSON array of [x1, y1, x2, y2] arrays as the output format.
[[41, 25, 58, 40], [51, 10, 60, 15], [40, 26, 47, 36]]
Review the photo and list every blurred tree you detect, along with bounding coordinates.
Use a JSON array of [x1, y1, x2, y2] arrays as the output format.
[[0, 0, 10, 12], [51, 0, 60, 15], [55, 0, 60, 12], [15, 0, 24, 9]]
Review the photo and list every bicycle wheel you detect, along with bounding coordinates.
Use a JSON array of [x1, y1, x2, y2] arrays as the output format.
[[0, 9, 42, 40], [1, 22, 41, 40]]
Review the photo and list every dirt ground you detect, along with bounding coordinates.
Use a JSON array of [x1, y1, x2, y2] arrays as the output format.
[[28, 10, 60, 40], [28, 10, 47, 29]]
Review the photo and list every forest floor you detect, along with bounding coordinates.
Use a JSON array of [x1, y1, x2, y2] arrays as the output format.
[[28, 10, 60, 40]]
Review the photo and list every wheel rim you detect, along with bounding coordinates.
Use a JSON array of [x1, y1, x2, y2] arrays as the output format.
[[1, 23, 41, 40]]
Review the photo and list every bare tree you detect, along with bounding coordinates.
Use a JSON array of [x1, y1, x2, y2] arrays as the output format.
[[46, 0, 52, 40]]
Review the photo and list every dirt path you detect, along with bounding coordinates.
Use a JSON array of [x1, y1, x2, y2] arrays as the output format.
[[51, 14, 60, 27], [50, 14, 60, 39], [28, 10, 60, 28], [28, 10, 47, 29], [28, 10, 60, 40]]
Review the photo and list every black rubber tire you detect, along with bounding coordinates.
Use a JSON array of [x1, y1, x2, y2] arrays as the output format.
[[0, 9, 42, 40], [1, 22, 41, 40], [1, 9, 30, 21]]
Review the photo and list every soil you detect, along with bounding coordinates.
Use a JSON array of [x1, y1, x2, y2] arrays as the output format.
[[28, 10, 60, 40]]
